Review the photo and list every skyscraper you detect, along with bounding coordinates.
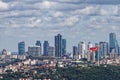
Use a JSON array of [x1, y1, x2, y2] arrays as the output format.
[[118, 47, 120, 56], [62, 39, 66, 55], [43, 41, 49, 56], [99, 42, 109, 58], [35, 40, 42, 55], [18, 41, 25, 55], [78, 43, 80, 55], [55, 34, 62, 58], [109, 33, 116, 52], [115, 40, 119, 55], [28, 46, 41, 57], [87, 42, 93, 51], [109, 33, 119, 55], [73, 46, 78, 59], [35, 41, 41, 46], [78, 42, 86, 58], [2, 49, 7, 55], [87, 42, 93, 62], [48, 46, 55, 57], [103, 42, 109, 57], [95, 43, 99, 59]]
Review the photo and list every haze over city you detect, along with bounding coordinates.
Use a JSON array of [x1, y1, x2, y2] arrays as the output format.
[[0, 0, 120, 52]]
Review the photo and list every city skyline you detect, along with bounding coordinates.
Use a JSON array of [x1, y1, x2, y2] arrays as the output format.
[[0, 33, 119, 54], [1, 32, 120, 53], [0, 0, 120, 52]]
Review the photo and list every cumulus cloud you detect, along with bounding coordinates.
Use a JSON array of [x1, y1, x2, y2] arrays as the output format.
[[73, 6, 96, 15], [41, 1, 56, 8], [33, 1, 56, 9], [0, 1, 9, 10], [52, 11, 63, 17], [1, 0, 120, 51], [0, 0, 120, 29], [64, 16, 79, 26], [100, 6, 119, 16]]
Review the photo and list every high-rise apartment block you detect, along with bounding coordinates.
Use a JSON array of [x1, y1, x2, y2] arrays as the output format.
[[18, 41, 25, 55], [62, 39, 66, 55], [99, 42, 109, 58], [73, 46, 78, 59], [43, 41, 49, 56], [28, 46, 42, 57], [78, 42, 86, 58], [55, 34, 63, 58], [109, 33, 119, 55], [48, 46, 55, 57]]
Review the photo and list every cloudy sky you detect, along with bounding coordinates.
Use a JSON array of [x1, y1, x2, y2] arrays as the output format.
[[0, 0, 120, 52]]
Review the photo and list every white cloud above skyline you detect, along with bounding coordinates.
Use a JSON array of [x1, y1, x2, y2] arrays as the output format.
[[0, 0, 9, 10], [0, 0, 120, 52]]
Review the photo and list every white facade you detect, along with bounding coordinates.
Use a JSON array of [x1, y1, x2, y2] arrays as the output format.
[[87, 51, 91, 62], [78, 42, 86, 58], [87, 42, 93, 51], [87, 51, 96, 62], [28, 46, 42, 57], [17, 55, 26, 60]]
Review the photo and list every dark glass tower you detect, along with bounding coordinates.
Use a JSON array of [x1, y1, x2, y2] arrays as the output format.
[[55, 34, 62, 57], [62, 39, 66, 55], [43, 41, 49, 56], [73, 46, 78, 56], [35, 40, 42, 55], [109, 33, 119, 55], [35, 41, 41, 46], [109, 33, 116, 53], [18, 41, 25, 55]]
